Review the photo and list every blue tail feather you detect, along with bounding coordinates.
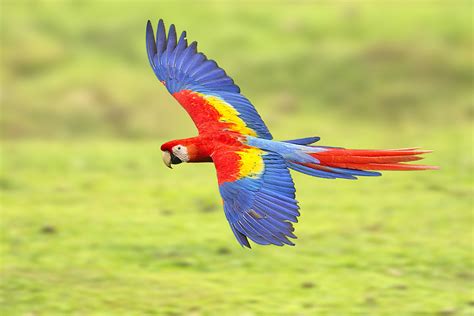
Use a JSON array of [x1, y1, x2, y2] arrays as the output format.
[[283, 136, 320, 145]]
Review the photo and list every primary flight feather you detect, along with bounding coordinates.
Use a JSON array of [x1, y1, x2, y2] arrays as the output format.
[[146, 19, 436, 248]]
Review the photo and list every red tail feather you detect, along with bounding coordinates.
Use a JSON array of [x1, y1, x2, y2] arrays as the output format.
[[312, 148, 437, 171]]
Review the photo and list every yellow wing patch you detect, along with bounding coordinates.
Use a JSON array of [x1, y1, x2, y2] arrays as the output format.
[[237, 147, 265, 179], [197, 93, 258, 136]]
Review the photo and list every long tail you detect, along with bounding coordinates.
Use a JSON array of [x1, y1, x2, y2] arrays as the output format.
[[312, 147, 437, 171], [247, 136, 437, 179], [287, 147, 437, 180]]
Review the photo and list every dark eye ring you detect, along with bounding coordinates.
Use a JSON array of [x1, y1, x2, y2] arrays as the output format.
[[177, 146, 181, 150]]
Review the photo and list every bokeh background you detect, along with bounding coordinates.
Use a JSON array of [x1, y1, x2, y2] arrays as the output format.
[[1, 1, 472, 315]]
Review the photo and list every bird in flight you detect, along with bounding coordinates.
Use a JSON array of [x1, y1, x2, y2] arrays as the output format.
[[146, 20, 436, 248]]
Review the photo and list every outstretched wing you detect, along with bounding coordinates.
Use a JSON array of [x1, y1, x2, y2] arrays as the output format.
[[146, 20, 272, 139], [212, 147, 299, 247]]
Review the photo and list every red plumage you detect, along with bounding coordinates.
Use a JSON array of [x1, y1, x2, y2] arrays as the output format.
[[309, 148, 438, 171], [147, 19, 438, 248]]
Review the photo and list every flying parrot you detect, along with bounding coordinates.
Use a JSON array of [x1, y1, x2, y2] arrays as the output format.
[[146, 20, 436, 248]]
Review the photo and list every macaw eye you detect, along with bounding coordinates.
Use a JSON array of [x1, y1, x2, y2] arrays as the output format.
[[177, 146, 182, 150]]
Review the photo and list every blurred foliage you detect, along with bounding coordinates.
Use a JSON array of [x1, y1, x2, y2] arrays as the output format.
[[1, 0, 472, 139]]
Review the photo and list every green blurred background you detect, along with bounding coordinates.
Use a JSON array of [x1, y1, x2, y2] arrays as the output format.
[[1, 1, 472, 315]]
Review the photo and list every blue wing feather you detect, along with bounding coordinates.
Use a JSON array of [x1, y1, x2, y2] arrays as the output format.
[[216, 152, 299, 247], [166, 24, 177, 55], [284, 136, 321, 145], [156, 20, 166, 55], [146, 19, 272, 139]]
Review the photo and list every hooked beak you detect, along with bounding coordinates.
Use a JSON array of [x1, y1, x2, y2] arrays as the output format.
[[162, 151, 172, 169], [162, 151, 183, 169]]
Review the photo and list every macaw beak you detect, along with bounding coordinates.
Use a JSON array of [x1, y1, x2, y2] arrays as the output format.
[[162, 151, 172, 169], [162, 150, 183, 169]]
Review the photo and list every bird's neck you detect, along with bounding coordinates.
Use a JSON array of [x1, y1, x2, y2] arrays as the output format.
[[171, 133, 245, 163], [172, 136, 213, 163]]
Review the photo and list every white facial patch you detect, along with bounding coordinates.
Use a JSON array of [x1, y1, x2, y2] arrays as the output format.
[[172, 145, 189, 162]]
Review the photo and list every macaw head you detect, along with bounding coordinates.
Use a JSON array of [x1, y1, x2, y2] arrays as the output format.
[[161, 137, 212, 168], [160, 140, 190, 168]]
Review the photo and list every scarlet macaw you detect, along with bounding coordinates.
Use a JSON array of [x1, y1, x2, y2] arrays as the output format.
[[146, 20, 436, 248]]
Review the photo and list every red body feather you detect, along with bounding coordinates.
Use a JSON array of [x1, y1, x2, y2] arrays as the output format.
[[160, 132, 251, 184], [173, 90, 236, 135], [163, 90, 266, 184]]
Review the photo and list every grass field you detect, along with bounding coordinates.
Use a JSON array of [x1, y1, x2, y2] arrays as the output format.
[[1, 122, 472, 315], [1, 1, 473, 315]]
